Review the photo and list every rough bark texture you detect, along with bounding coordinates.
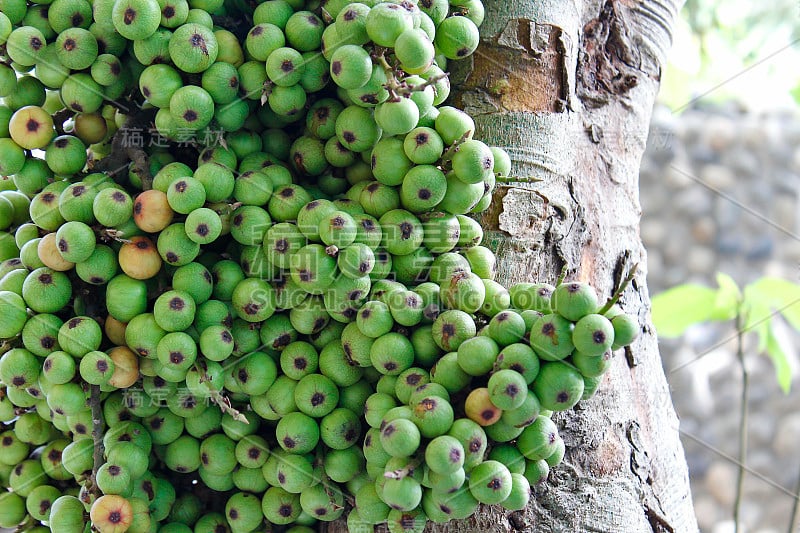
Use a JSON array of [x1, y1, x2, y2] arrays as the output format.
[[328, 0, 698, 531]]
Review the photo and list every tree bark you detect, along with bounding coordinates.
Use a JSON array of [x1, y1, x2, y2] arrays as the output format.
[[329, 0, 697, 531]]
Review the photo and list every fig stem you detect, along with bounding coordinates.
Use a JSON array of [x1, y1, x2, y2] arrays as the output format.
[[0, 340, 15, 355], [556, 264, 569, 287], [495, 174, 543, 184], [440, 130, 473, 166], [372, 48, 401, 102], [398, 72, 448, 97], [598, 263, 639, 315], [383, 458, 422, 480], [195, 363, 250, 424]]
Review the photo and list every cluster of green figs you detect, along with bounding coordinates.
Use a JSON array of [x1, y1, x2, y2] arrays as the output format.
[[0, 0, 641, 531]]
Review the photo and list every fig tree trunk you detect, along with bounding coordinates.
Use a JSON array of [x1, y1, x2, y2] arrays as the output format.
[[328, 0, 698, 532]]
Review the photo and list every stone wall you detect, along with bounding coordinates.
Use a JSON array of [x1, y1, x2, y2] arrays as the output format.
[[640, 104, 800, 533]]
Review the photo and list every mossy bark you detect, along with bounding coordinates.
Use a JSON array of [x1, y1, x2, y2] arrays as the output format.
[[328, 0, 697, 531]]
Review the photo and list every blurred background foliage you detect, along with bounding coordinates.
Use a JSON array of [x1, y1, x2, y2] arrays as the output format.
[[660, 0, 800, 111]]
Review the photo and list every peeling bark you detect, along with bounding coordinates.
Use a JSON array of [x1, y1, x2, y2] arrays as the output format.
[[578, 0, 655, 107], [328, 0, 697, 532], [452, 19, 568, 113]]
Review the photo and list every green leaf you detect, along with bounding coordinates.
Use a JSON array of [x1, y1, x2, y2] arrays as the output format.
[[710, 272, 741, 321], [743, 297, 771, 353], [744, 277, 800, 332], [791, 81, 800, 108], [765, 325, 793, 394], [651, 284, 717, 338]]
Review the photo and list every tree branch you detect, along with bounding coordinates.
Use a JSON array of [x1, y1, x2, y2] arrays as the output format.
[[787, 466, 800, 533], [734, 311, 749, 533]]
